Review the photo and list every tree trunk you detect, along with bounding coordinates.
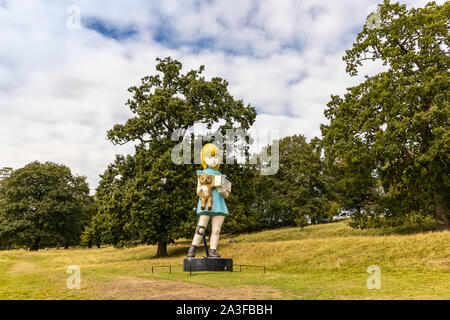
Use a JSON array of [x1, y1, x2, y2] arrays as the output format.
[[29, 236, 40, 251], [155, 241, 168, 257], [435, 197, 449, 230]]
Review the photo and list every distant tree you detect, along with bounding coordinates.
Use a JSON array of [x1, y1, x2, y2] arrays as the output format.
[[0, 161, 92, 250], [295, 215, 308, 232], [325, 158, 380, 226], [96, 57, 257, 256], [80, 226, 93, 248], [220, 162, 260, 235], [254, 135, 335, 228], [321, 1, 449, 229], [94, 153, 140, 248]]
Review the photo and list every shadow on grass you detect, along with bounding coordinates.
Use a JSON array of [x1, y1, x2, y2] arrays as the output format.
[[146, 242, 218, 260], [148, 244, 201, 260]]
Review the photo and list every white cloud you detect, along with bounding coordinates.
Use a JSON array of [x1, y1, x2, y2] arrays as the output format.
[[0, 0, 443, 191]]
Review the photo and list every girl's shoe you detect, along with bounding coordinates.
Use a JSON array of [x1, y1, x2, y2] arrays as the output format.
[[187, 245, 198, 258], [209, 249, 221, 258]]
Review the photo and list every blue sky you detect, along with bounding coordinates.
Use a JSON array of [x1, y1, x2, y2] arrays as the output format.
[[0, 0, 440, 191], [83, 17, 139, 41]]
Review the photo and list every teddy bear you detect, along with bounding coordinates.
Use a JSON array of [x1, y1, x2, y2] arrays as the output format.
[[198, 174, 215, 210]]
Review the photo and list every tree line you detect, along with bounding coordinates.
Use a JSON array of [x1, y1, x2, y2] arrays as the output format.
[[0, 1, 448, 254]]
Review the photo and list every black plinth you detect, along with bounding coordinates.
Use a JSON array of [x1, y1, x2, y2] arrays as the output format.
[[183, 257, 233, 272]]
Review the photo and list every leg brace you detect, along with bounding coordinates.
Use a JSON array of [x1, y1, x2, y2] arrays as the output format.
[[191, 215, 210, 247]]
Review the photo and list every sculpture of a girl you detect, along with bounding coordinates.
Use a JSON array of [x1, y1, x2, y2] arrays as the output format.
[[187, 143, 230, 258]]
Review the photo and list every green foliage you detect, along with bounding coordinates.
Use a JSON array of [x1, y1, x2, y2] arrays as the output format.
[[348, 212, 439, 234], [80, 226, 93, 248], [95, 57, 257, 255], [321, 0, 449, 229], [294, 215, 308, 231], [0, 161, 93, 250], [220, 162, 260, 234], [253, 135, 335, 229], [0, 167, 13, 181], [106, 57, 256, 145]]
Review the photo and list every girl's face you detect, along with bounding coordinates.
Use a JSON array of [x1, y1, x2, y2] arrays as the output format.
[[204, 153, 220, 168]]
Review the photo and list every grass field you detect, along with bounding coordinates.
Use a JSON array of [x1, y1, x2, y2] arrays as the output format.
[[0, 220, 449, 300]]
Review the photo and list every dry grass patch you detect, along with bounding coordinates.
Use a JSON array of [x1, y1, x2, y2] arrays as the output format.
[[7, 262, 36, 273], [96, 276, 283, 300]]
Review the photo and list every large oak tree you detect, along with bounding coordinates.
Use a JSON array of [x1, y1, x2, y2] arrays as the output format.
[[321, 1, 449, 229], [96, 57, 256, 256], [0, 161, 93, 250]]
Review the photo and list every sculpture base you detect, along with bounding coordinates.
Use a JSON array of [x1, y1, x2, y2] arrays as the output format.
[[183, 257, 233, 272]]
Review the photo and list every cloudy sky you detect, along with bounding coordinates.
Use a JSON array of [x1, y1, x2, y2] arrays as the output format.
[[0, 0, 440, 191]]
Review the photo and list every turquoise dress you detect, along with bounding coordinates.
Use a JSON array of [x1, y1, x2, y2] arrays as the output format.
[[196, 167, 229, 216]]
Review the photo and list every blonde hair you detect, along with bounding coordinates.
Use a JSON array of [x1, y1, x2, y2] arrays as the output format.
[[201, 143, 221, 170]]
